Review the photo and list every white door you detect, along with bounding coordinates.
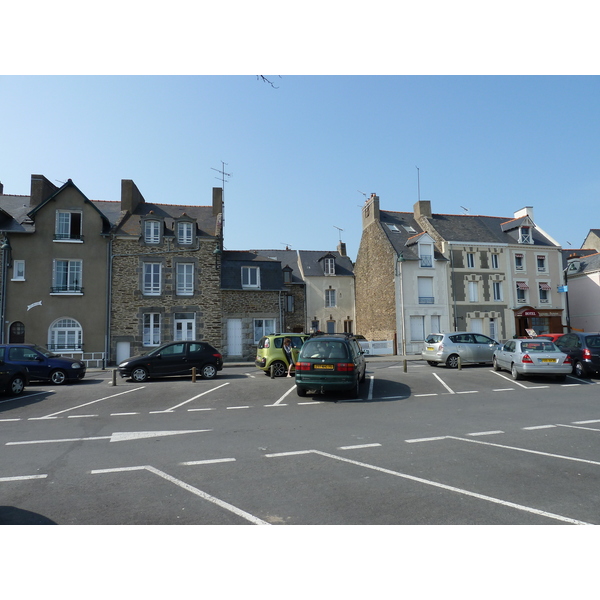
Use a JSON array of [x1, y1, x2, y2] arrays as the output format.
[[174, 318, 195, 340], [116, 342, 131, 364], [227, 319, 243, 356], [470, 318, 483, 333]]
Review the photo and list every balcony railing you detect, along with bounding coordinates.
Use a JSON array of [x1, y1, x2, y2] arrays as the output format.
[[51, 286, 83, 293], [54, 233, 83, 241], [419, 296, 435, 304], [420, 255, 433, 268]]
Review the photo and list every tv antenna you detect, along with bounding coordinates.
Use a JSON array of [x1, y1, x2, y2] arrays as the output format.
[[211, 161, 232, 191], [333, 226, 344, 242], [357, 190, 367, 199], [416, 167, 421, 202], [460, 205, 470, 214]]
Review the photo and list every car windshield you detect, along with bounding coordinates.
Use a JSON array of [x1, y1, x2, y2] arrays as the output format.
[[32, 345, 57, 358], [301, 340, 348, 360], [520, 342, 558, 353]]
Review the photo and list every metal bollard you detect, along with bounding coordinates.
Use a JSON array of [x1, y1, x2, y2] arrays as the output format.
[[110, 369, 117, 386], [457, 356, 462, 370], [403, 359, 408, 373], [192, 367, 197, 382]]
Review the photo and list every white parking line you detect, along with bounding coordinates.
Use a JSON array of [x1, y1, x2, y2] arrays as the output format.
[[180, 458, 236, 465], [227, 406, 250, 410], [522, 425, 556, 430], [405, 436, 447, 443], [467, 430, 504, 436], [269, 384, 296, 407], [338, 443, 381, 450], [91, 465, 270, 525], [433, 373, 455, 394], [162, 383, 230, 412], [573, 419, 600, 424], [0, 474, 48, 482], [556, 423, 600, 432]]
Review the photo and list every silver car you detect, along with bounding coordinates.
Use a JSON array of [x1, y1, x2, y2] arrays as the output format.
[[493, 339, 572, 381], [422, 332, 499, 368]]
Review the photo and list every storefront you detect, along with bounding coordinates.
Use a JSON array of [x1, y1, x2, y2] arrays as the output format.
[[513, 307, 564, 337]]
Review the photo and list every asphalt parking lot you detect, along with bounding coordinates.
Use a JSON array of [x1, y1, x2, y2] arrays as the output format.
[[1, 357, 600, 526]]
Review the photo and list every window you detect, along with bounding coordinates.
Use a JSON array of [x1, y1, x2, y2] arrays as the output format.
[[515, 254, 524, 271], [419, 243, 433, 268], [144, 220, 161, 244], [174, 313, 195, 340], [176, 263, 194, 296], [324, 257, 335, 275], [48, 318, 82, 351], [283, 267, 293, 284], [242, 266, 260, 288], [177, 222, 193, 245], [55, 210, 82, 241], [537, 255, 547, 272], [343, 319, 353, 334], [254, 319, 276, 343], [466, 253, 475, 268], [539, 282, 551, 303], [519, 226, 533, 244], [417, 277, 434, 304], [12, 260, 25, 281], [493, 281, 503, 301], [468, 281, 479, 302], [516, 281, 528, 303], [491, 254, 499, 269], [285, 294, 294, 312], [143, 313, 161, 346], [325, 288, 336, 307], [143, 263, 161, 295], [52, 259, 82, 293], [430, 315, 441, 333]]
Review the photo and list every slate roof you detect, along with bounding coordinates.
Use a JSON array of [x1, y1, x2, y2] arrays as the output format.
[[297, 250, 354, 277], [251, 249, 303, 283], [220, 251, 284, 291], [0, 195, 36, 233]]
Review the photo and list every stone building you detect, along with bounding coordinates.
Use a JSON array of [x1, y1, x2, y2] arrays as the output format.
[[110, 181, 224, 364]]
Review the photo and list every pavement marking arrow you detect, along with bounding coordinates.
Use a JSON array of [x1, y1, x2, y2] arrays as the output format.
[[6, 430, 211, 446]]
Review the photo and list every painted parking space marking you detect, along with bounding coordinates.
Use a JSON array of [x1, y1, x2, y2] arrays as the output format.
[[405, 436, 447, 443], [30, 387, 146, 419], [338, 443, 381, 450], [433, 373, 455, 394], [573, 419, 600, 424], [268, 384, 296, 407], [180, 458, 236, 466], [491, 371, 548, 389], [67, 414, 97, 419], [0, 474, 48, 482], [156, 383, 230, 413], [556, 423, 600, 432], [227, 406, 250, 410], [467, 430, 504, 437], [0, 391, 52, 405], [266, 448, 591, 525], [91, 465, 270, 525], [111, 412, 140, 416], [522, 425, 556, 430]]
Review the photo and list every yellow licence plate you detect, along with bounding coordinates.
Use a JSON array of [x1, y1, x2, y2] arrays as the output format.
[[427, 347, 435, 351], [541, 358, 557, 363], [314, 364, 334, 370]]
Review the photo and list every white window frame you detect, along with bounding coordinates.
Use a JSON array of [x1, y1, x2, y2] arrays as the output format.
[[519, 226, 533, 244], [144, 220, 161, 244], [143, 262, 161, 296], [325, 288, 336, 308], [537, 255, 547, 272], [55, 210, 82, 241], [177, 222, 193, 245], [419, 243, 433, 268], [143, 313, 161, 346], [516, 283, 528, 303], [48, 317, 82, 351], [52, 259, 83, 293], [417, 277, 434, 304], [410, 315, 425, 341], [515, 254, 524, 271], [12, 259, 25, 281], [466, 252, 475, 268], [468, 281, 479, 302], [242, 266, 260, 289], [253, 318, 276, 343], [539, 283, 551, 304], [491, 254, 499, 269], [176, 263, 194, 296], [493, 281, 503, 302], [324, 258, 336, 275]]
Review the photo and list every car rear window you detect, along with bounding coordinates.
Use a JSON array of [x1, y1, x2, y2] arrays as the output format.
[[585, 336, 600, 348], [426, 335, 444, 343], [521, 342, 557, 352], [301, 340, 349, 360]]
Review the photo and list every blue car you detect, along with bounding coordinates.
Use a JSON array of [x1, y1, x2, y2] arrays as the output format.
[[0, 344, 86, 385]]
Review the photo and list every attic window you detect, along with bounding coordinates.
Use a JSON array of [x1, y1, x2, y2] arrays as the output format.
[[402, 224, 417, 233], [519, 226, 533, 244], [324, 257, 335, 275], [385, 223, 400, 232]]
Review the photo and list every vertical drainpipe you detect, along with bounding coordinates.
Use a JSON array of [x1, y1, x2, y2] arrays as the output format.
[[450, 243, 458, 331], [105, 234, 112, 368]]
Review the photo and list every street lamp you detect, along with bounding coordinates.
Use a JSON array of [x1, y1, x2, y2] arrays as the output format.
[[396, 253, 406, 357]]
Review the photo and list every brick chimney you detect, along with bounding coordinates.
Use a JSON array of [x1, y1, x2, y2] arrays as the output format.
[[413, 200, 432, 220], [121, 179, 145, 213], [30, 174, 59, 208], [362, 193, 380, 229], [337, 241, 347, 257], [212, 187, 223, 217]]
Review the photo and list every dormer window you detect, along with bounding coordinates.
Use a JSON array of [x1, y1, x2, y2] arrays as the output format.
[[283, 266, 293, 284], [177, 221, 194, 245], [324, 257, 335, 275], [519, 226, 533, 244], [55, 210, 82, 241], [144, 219, 161, 244], [419, 243, 433, 268]]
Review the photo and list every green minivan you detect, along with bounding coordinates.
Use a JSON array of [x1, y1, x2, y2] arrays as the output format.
[[255, 333, 309, 377]]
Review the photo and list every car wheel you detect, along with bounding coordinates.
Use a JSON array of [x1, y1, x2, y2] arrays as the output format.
[[427, 361, 438, 367], [201, 364, 217, 379], [9, 375, 25, 395], [492, 357, 500, 372], [271, 361, 287, 378], [50, 369, 67, 385], [511, 363, 522, 380], [446, 354, 460, 369], [131, 367, 149, 382], [296, 386, 307, 397], [574, 361, 587, 378]]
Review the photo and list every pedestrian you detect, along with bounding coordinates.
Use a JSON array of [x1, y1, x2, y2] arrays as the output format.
[[283, 337, 295, 377]]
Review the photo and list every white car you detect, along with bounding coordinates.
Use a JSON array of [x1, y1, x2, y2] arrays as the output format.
[[493, 339, 572, 381]]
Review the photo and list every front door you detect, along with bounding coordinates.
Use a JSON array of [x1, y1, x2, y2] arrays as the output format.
[[227, 319, 242, 356], [174, 313, 195, 341], [9, 322, 25, 343]]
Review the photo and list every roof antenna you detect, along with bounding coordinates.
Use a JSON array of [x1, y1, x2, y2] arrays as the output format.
[[460, 205, 470, 214], [416, 167, 421, 202], [333, 226, 344, 242], [211, 161, 232, 195]]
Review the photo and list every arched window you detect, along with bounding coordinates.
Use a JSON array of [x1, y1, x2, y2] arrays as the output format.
[[49, 318, 83, 351]]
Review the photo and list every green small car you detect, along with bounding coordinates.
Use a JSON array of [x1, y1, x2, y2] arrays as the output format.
[[255, 334, 309, 377]]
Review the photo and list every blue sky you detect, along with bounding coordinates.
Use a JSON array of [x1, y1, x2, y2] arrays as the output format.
[[2, 75, 599, 259]]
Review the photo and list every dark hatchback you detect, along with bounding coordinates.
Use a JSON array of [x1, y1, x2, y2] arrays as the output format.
[[294, 334, 366, 398], [0, 347, 28, 395], [554, 332, 600, 378], [118, 341, 223, 382], [0, 344, 86, 385]]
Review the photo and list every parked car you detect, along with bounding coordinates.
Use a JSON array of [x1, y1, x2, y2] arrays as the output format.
[[554, 332, 600, 378], [0, 344, 86, 385], [536, 333, 564, 343], [493, 339, 572, 381], [294, 334, 366, 398], [422, 332, 499, 368], [0, 347, 28, 395], [255, 333, 310, 377], [118, 341, 223, 382]]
